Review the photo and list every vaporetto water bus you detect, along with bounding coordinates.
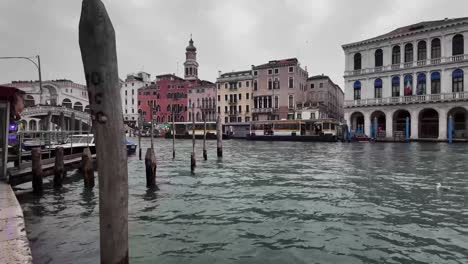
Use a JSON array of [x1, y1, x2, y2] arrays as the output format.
[[246, 119, 339, 142], [165, 122, 230, 139]]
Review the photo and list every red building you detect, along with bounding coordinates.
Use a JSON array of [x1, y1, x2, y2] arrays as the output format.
[[138, 37, 209, 124], [139, 74, 192, 123]]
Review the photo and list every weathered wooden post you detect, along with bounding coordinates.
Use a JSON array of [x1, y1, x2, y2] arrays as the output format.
[[144, 148, 157, 188], [32, 148, 43, 194], [138, 115, 142, 160], [53, 147, 65, 187], [216, 114, 223, 158], [82, 147, 94, 188], [150, 118, 154, 149], [172, 110, 176, 159], [203, 111, 207, 160], [79, 0, 129, 263], [191, 103, 196, 172]]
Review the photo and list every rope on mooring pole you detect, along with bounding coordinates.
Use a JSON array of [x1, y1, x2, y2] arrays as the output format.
[[79, 0, 129, 262]]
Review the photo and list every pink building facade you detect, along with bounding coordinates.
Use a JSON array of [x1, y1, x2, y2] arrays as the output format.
[[188, 80, 217, 122], [252, 58, 309, 120]]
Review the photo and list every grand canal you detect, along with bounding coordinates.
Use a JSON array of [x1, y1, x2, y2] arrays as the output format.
[[16, 139, 468, 264]]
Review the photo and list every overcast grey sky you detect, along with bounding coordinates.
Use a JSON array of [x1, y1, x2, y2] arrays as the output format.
[[1, 0, 467, 88]]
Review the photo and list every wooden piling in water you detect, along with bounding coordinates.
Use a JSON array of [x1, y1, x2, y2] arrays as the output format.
[[216, 115, 223, 158], [82, 147, 94, 188], [203, 112, 207, 160], [138, 116, 142, 160], [191, 104, 196, 172], [172, 111, 176, 159], [53, 147, 65, 187], [79, 0, 129, 262], [144, 148, 157, 188], [31, 148, 43, 194]]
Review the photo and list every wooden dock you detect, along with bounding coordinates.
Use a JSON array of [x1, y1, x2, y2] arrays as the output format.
[[7, 152, 96, 186]]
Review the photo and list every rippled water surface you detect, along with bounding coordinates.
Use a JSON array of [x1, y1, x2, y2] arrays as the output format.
[[17, 139, 468, 264]]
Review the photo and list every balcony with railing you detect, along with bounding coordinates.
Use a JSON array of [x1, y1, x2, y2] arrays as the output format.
[[345, 91, 468, 107], [345, 54, 468, 76], [252, 108, 274, 113], [228, 100, 238, 105]]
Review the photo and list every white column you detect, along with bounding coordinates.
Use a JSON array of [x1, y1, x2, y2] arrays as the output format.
[[410, 109, 419, 139], [386, 110, 393, 138], [438, 107, 448, 140], [364, 111, 371, 136], [427, 71, 432, 95], [399, 74, 404, 97]]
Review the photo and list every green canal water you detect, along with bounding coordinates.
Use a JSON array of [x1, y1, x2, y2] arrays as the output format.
[[16, 139, 468, 264]]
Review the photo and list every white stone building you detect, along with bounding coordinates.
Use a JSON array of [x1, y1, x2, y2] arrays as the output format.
[[121, 72, 151, 126], [342, 17, 468, 140]]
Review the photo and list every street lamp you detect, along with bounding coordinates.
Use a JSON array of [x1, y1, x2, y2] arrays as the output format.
[[0, 55, 43, 103]]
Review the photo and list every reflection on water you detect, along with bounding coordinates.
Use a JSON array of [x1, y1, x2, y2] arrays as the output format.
[[17, 139, 468, 264]]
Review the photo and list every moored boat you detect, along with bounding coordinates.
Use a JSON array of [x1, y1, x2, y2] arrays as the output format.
[[246, 119, 339, 142]]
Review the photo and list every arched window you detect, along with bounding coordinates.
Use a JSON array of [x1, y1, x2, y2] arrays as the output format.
[[24, 95, 35, 107], [431, 38, 441, 59], [392, 76, 400, 97], [392, 46, 401, 64], [167, 105, 171, 111], [431, 72, 441, 94], [452, 34, 464, 56], [62, 98, 72, 108], [416, 73, 426, 95], [404, 43, 413, 62], [354, 53, 362, 70], [404, 75, 413, 96], [374, 79, 383, 98], [453, 69, 464, 92], [185, 68, 188, 76], [375, 49, 383, 67], [84, 105, 90, 113], [353, 81, 361, 100], [417, 41, 427, 61], [156, 116, 160, 123], [73, 102, 83, 111], [179, 116, 184, 122]]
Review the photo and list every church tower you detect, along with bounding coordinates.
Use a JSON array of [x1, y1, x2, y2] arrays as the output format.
[[184, 36, 199, 81]]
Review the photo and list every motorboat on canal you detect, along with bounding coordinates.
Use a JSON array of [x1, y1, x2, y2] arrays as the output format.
[[23, 134, 137, 156], [246, 119, 339, 142]]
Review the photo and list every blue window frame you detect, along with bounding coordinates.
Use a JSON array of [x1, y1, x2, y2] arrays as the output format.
[[354, 81, 361, 100]]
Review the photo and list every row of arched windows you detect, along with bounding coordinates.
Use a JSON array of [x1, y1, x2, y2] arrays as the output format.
[[354, 34, 464, 70], [353, 69, 464, 100], [155, 115, 185, 124], [61, 98, 89, 112]]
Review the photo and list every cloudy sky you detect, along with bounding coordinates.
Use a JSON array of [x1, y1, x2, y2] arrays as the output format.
[[1, 0, 467, 88]]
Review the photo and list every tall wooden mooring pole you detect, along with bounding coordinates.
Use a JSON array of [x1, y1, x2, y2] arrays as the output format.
[[79, 0, 129, 263]]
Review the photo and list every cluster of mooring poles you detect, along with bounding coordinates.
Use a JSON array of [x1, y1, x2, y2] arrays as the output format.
[[30, 145, 95, 193]]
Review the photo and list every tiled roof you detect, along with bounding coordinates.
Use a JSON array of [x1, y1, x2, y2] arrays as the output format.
[[219, 70, 251, 78], [307, 75, 329, 80], [253, 58, 298, 70]]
